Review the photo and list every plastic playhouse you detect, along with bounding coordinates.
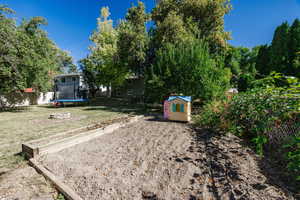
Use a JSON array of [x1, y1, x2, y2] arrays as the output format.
[[164, 96, 191, 122]]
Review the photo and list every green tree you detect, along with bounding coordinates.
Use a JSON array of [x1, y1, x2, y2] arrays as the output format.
[[17, 17, 62, 92], [152, 11, 195, 45], [269, 22, 290, 74], [255, 45, 271, 76], [146, 39, 231, 103], [56, 50, 77, 74], [152, 0, 232, 53], [79, 57, 100, 97], [117, 1, 149, 76], [225, 46, 258, 90], [288, 19, 300, 77], [0, 5, 72, 107], [0, 6, 24, 96], [83, 7, 128, 97], [225, 46, 242, 78]]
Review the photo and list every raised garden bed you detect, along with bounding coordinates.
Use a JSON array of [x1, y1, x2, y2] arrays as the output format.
[[22, 115, 142, 159]]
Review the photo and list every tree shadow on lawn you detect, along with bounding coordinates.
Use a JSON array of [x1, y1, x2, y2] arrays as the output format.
[[0, 106, 30, 113], [42, 97, 149, 115], [188, 127, 298, 199], [82, 97, 162, 116], [84, 104, 146, 116]]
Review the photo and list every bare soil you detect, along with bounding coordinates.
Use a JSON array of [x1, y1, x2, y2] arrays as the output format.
[[37, 117, 297, 200], [0, 166, 57, 200]]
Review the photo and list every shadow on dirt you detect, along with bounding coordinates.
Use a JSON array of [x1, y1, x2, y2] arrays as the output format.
[[186, 126, 298, 199], [144, 115, 191, 124], [258, 150, 300, 196], [142, 191, 162, 200]]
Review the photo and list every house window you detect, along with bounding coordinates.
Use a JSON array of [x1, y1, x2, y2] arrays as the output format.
[[61, 77, 66, 83], [72, 77, 76, 82], [172, 103, 184, 112]]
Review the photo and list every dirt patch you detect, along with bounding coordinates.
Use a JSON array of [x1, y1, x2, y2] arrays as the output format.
[[0, 166, 57, 200], [189, 128, 298, 199], [37, 117, 297, 200]]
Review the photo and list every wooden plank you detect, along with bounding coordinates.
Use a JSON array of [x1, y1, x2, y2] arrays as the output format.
[[22, 143, 39, 159], [29, 159, 83, 200]]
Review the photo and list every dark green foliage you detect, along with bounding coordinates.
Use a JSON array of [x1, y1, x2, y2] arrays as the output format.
[[194, 100, 225, 129], [0, 5, 74, 108], [254, 19, 300, 78], [226, 75, 299, 145], [146, 40, 231, 103], [237, 73, 255, 92], [196, 74, 300, 185], [255, 45, 271, 76], [283, 132, 300, 182], [79, 57, 101, 97], [269, 22, 290, 74], [288, 19, 300, 77], [83, 0, 234, 99], [227, 88, 294, 139], [0, 9, 66, 92], [224, 46, 258, 91]]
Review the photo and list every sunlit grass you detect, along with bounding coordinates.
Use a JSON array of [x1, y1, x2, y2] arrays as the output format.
[[0, 102, 134, 170]]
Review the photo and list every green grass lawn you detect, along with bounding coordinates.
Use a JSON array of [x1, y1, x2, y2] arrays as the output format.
[[0, 98, 144, 171]]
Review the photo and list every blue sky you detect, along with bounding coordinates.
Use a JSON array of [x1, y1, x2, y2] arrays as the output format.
[[2, 0, 300, 63]]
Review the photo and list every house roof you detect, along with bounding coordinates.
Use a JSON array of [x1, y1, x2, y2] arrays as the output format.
[[23, 88, 34, 93], [167, 96, 191, 102]]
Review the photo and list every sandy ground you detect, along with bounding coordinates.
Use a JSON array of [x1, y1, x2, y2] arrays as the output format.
[[37, 117, 297, 200], [0, 166, 57, 200]]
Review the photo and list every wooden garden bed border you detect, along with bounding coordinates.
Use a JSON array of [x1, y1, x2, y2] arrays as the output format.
[[22, 115, 143, 159], [24, 115, 143, 200]]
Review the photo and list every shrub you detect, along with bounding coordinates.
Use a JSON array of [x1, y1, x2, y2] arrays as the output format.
[[196, 74, 300, 186], [145, 39, 231, 103], [195, 100, 227, 129], [283, 132, 300, 182]]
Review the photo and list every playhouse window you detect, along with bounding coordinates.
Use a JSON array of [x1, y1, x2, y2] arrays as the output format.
[[172, 103, 184, 112]]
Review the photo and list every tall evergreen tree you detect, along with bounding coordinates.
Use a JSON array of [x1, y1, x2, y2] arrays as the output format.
[[269, 22, 290, 74], [288, 19, 300, 77], [255, 45, 271, 76]]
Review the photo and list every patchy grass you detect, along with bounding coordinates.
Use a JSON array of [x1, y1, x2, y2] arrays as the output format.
[[0, 98, 144, 171]]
